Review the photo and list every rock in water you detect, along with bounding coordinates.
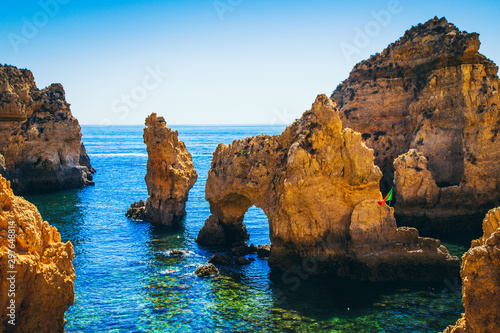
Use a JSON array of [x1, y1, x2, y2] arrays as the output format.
[[0, 64, 95, 194], [257, 245, 271, 258], [195, 264, 219, 277], [208, 254, 233, 266], [444, 207, 500, 332], [331, 17, 500, 234], [0, 175, 75, 332], [130, 113, 197, 226], [196, 94, 459, 281], [126, 200, 146, 220]]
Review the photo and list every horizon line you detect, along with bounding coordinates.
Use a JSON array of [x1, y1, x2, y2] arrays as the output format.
[[81, 123, 291, 127]]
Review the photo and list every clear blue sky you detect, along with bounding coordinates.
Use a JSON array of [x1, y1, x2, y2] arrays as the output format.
[[1, 0, 499, 125]]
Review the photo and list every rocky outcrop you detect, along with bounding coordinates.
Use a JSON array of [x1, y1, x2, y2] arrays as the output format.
[[196, 94, 459, 281], [128, 113, 197, 226], [195, 264, 219, 277], [331, 17, 500, 234], [0, 175, 75, 332], [0, 64, 95, 194], [444, 207, 500, 332], [125, 200, 146, 220], [394, 150, 486, 235]]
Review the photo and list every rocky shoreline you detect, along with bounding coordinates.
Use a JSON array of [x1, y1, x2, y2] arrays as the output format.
[[1, 15, 499, 332], [0, 175, 75, 332]]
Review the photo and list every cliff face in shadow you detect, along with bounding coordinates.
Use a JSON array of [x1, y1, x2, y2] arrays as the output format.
[[127, 113, 197, 226], [0, 64, 95, 194], [444, 207, 500, 333], [0, 175, 75, 332], [197, 95, 459, 281], [331, 17, 500, 235]]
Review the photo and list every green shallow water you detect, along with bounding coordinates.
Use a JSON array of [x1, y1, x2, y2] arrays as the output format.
[[25, 125, 467, 332]]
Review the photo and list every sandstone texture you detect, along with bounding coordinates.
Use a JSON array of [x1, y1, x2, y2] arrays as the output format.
[[196, 94, 459, 281], [0, 175, 75, 332], [128, 113, 197, 226], [0, 64, 95, 194], [331, 17, 500, 234], [444, 207, 500, 333]]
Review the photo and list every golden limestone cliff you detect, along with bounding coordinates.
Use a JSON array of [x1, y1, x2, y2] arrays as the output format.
[[0, 175, 75, 332], [127, 113, 197, 226], [444, 207, 500, 333], [0, 64, 95, 194], [196, 95, 459, 281], [331, 17, 500, 235]]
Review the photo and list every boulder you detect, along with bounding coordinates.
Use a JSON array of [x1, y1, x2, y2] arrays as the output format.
[[257, 245, 271, 258], [195, 264, 219, 277], [125, 200, 146, 220], [208, 254, 233, 266]]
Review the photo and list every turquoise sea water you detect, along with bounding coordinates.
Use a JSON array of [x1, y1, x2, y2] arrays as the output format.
[[25, 125, 467, 333]]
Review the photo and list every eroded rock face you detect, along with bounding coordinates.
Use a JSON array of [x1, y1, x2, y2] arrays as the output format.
[[0, 175, 75, 332], [444, 207, 500, 333], [394, 150, 487, 235], [331, 17, 500, 233], [130, 113, 197, 226], [0, 64, 95, 194], [197, 95, 459, 281]]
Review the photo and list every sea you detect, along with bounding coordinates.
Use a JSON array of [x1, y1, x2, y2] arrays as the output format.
[[25, 125, 467, 333]]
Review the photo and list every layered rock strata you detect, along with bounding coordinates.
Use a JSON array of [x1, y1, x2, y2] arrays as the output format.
[[128, 113, 197, 226], [196, 95, 459, 281], [331, 17, 500, 234], [444, 207, 500, 332], [0, 175, 75, 332], [0, 64, 95, 194]]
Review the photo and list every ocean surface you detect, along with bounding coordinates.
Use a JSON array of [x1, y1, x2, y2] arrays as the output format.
[[25, 125, 467, 333]]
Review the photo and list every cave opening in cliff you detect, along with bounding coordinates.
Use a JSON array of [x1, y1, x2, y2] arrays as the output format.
[[242, 205, 270, 245]]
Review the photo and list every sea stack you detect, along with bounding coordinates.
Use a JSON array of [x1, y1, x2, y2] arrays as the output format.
[[444, 207, 500, 332], [196, 94, 459, 281], [0, 64, 95, 194], [0, 175, 75, 332], [127, 113, 197, 226], [331, 17, 500, 235]]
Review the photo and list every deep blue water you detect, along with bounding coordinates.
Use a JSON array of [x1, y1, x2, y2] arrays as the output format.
[[25, 125, 465, 333]]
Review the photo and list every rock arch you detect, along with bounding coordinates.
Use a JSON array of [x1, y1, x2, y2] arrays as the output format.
[[196, 95, 459, 281]]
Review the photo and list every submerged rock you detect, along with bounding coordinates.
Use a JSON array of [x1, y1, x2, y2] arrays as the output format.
[[196, 94, 459, 281], [235, 256, 253, 265], [195, 264, 219, 277], [444, 207, 500, 333], [0, 175, 75, 332], [331, 17, 500, 234], [127, 113, 197, 225], [0, 64, 95, 194]]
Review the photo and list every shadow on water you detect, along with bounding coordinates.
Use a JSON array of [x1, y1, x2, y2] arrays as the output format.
[[25, 188, 86, 252], [266, 270, 464, 332]]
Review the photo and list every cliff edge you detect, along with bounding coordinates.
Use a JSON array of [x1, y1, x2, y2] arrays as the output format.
[[0, 64, 95, 194], [0, 175, 75, 332]]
